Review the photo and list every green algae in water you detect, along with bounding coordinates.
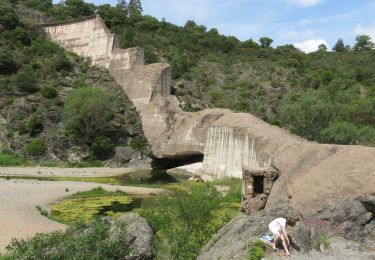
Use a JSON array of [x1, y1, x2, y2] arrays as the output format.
[[49, 187, 138, 224]]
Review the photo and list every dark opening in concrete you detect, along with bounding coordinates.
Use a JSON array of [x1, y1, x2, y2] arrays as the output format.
[[253, 176, 264, 194], [151, 153, 204, 169]]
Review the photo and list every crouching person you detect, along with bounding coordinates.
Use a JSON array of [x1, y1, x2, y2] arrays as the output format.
[[268, 217, 296, 256]]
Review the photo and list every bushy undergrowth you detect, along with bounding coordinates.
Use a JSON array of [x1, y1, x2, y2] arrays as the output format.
[[247, 239, 266, 260], [24, 139, 47, 156], [138, 179, 241, 259], [4, 218, 129, 260], [0, 152, 26, 166]]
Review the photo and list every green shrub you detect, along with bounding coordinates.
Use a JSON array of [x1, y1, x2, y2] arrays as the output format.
[[90, 136, 114, 160], [4, 218, 129, 259], [12, 66, 39, 93], [40, 85, 58, 99], [129, 136, 147, 151], [25, 139, 47, 156], [26, 112, 43, 135], [0, 5, 19, 29], [319, 234, 330, 249], [139, 182, 239, 259], [63, 87, 114, 143], [0, 152, 26, 166], [0, 49, 18, 75], [247, 239, 266, 260], [68, 160, 104, 168]]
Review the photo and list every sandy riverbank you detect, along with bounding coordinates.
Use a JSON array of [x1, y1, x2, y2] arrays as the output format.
[[0, 166, 140, 178], [0, 178, 165, 252]]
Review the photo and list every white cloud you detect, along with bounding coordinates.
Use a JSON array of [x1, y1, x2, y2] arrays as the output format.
[[297, 19, 313, 27], [277, 29, 314, 40], [293, 38, 329, 53], [287, 0, 323, 7], [354, 24, 375, 41]]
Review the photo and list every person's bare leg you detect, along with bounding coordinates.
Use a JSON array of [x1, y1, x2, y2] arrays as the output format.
[[281, 236, 291, 256], [273, 233, 280, 251]]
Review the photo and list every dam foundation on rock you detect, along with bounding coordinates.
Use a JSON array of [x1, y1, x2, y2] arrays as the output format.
[[42, 15, 375, 216]]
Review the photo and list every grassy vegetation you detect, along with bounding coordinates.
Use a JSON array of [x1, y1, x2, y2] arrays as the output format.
[[136, 178, 242, 259], [319, 234, 330, 249], [0, 152, 26, 166], [21, 177, 241, 259], [0, 151, 106, 168], [4, 218, 129, 260], [247, 239, 267, 260], [49, 187, 133, 224]]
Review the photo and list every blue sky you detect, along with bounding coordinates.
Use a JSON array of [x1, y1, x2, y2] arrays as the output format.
[[85, 0, 375, 53]]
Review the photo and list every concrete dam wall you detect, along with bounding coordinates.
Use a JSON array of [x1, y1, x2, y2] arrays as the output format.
[[43, 16, 375, 215]]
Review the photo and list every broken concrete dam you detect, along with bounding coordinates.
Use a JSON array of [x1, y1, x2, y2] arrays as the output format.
[[43, 15, 375, 215]]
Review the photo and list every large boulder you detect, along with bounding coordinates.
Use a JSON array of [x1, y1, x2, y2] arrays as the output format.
[[113, 213, 154, 260]]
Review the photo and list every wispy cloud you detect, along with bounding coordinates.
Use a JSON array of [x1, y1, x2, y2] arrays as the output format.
[[287, 0, 324, 7], [277, 29, 314, 40], [354, 24, 375, 41], [294, 38, 329, 53], [297, 12, 357, 28]]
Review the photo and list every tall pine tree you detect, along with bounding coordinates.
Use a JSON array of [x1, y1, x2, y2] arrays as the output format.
[[128, 0, 142, 16]]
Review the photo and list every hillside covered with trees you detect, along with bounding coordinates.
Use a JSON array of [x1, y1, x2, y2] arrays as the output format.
[[0, 0, 148, 165], [4, 0, 375, 151]]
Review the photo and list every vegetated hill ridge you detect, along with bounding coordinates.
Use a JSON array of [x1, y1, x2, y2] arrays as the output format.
[[0, 0, 148, 165], [18, 0, 375, 146]]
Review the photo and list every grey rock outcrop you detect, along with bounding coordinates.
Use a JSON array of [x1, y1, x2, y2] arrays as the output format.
[[43, 16, 375, 216], [114, 213, 154, 260], [198, 196, 375, 260]]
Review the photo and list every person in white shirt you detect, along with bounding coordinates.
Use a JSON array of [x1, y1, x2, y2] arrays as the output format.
[[268, 217, 295, 256]]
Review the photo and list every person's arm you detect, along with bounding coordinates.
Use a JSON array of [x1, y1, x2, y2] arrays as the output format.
[[282, 225, 290, 245]]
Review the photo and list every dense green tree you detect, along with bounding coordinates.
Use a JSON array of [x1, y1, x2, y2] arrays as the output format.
[[318, 44, 327, 51], [332, 38, 345, 52], [259, 37, 273, 48], [128, 0, 142, 16], [63, 87, 114, 143], [353, 35, 375, 51], [0, 5, 19, 29], [90, 136, 114, 160], [116, 0, 127, 11], [12, 66, 39, 93], [0, 49, 18, 74]]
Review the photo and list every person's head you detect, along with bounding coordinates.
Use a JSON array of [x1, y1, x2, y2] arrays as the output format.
[[286, 217, 296, 227]]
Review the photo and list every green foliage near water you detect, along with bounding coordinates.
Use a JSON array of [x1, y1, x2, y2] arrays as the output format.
[[4, 218, 129, 260], [49, 187, 133, 224], [138, 179, 241, 259]]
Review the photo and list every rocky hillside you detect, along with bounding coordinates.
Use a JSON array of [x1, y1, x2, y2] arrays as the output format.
[[0, 0, 147, 165], [198, 197, 375, 259], [19, 0, 375, 146]]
